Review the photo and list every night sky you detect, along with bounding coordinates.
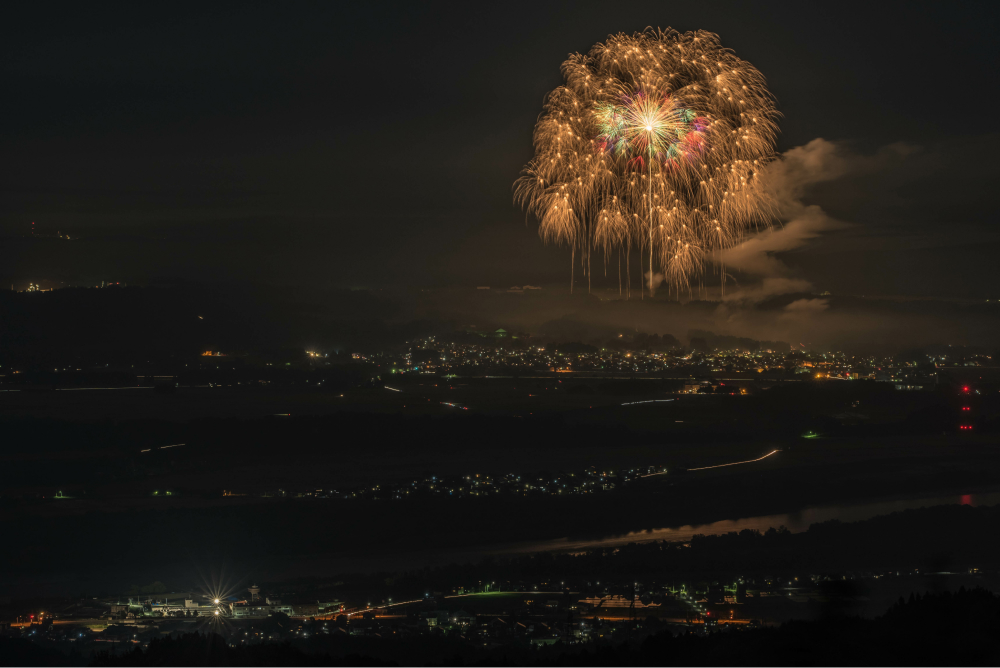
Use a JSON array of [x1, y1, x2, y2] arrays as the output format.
[[3, 1, 999, 298]]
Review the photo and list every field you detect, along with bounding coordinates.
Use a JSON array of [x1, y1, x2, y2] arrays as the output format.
[[1, 377, 998, 597]]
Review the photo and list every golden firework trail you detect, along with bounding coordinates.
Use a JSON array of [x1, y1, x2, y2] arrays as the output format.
[[515, 28, 779, 297]]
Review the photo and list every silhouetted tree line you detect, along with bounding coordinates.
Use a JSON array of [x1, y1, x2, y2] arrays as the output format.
[[687, 329, 789, 353], [89, 633, 383, 666]]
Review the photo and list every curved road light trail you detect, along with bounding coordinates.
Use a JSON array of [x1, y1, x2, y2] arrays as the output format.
[[686, 449, 781, 472], [639, 449, 780, 478]]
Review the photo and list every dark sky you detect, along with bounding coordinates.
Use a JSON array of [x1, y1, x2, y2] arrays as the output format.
[[3, 1, 999, 297]]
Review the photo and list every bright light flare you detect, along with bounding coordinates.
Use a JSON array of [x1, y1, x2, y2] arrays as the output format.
[[595, 91, 704, 166]]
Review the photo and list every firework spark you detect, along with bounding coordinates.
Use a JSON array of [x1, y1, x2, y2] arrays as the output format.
[[516, 28, 779, 296]]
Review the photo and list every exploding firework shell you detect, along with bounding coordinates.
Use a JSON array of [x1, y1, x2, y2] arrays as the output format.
[[516, 28, 779, 293]]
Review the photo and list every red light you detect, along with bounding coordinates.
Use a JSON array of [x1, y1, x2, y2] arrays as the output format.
[[964, 386, 969, 392], [30, 615, 34, 618]]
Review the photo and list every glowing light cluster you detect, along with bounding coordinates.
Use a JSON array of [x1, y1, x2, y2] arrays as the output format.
[[595, 92, 705, 168], [515, 28, 780, 295]]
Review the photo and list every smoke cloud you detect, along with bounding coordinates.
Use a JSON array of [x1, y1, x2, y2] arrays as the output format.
[[717, 138, 853, 298]]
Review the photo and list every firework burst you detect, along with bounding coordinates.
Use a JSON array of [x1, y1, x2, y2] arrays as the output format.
[[516, 28, 779, 296]]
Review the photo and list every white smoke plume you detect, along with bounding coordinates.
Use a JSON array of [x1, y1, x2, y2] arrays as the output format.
[[716, 138, 852, 298]]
